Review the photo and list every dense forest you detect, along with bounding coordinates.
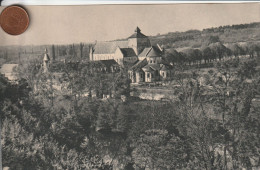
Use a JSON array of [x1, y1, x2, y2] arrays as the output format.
[[1, 56, 260, 169]]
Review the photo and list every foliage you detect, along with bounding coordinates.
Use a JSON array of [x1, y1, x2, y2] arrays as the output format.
[[150, 22, 260, 49], [1, 52, 259, 169]]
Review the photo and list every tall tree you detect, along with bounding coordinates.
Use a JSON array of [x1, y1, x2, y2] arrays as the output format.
[[165, 48, 182, 65], [79, 43, 84, 58], [51, 45, 56, 61], [209, 42, 228, 61], [226, 43, 244, 58], [201, 46, 212, 63]]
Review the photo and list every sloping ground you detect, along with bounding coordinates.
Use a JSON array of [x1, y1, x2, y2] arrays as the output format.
[[150, 22, 260, 49]]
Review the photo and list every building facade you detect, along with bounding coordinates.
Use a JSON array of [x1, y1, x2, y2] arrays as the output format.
[[90, 27, 173, 83], [128, 45, 173, 83], [90, 27, 151, 65]]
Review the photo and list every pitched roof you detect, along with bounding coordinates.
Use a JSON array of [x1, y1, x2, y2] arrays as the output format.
[[138, 48, 151, 58], [142, 64, 161, 71], [93, 41, 129, 54], [129, 58, 148, 71], [142, 65, 155, 72], [43, 53, 50, 61], [120, 48, 136, 57], [148, 46, 163, 57], [128, 32, 147, 39], [138, 45, 163, 58], [43, 48, 50, 61], [128, 27, 148, 39]]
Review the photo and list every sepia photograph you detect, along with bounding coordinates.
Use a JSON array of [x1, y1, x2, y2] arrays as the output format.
[[0, 3, 260, 169]]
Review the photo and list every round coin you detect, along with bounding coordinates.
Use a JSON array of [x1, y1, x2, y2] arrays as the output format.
[[0, 6, 29, 35]]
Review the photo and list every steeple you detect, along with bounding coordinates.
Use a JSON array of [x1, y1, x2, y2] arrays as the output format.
[[129, 26, 147, 39], [43, 48, 50, 73], [135, 26, 141, 33], [43, 48, 50, 61], [128, 27, 151, 55]]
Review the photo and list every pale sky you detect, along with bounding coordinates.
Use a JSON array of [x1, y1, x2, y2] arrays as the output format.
[[0, 3, 259, 46]]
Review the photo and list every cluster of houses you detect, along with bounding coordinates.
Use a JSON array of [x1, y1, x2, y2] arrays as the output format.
[[89, 27, 173, 83], [1, 27, 173, 86]]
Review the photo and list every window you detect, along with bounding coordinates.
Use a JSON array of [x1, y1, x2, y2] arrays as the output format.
[[162, 72, 165, 77], [151, 73, 153, 78], [150, 60, 152, 63], [140, 73, 143, 78], [147, 73, 150, 78]]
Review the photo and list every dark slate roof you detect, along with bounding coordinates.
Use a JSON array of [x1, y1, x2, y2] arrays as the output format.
[[138, 48, 151, 58], [129, 58, 148, 71], [120, 48, 136, 57], [101, 59, 119, 67], [128, 32, 147, 39], [138, 45, 163, 58], [147, 46, 163, 57], [91, 59, 119, 68], [142, 64, 161, 71], [93, 41, 129, 54], [128, 27, 148, 39]]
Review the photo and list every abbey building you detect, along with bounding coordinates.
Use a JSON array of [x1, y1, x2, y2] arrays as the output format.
[[90, 27, 173, 83]]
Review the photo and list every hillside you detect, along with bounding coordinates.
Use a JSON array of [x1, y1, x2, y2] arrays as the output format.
[[150, 22, 260, 49]]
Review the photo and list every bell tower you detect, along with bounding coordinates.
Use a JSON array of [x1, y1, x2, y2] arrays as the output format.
[[128, 27, 151, 55]]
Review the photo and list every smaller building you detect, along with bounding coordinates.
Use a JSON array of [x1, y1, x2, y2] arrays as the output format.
[[128, 45, 173, 83], [117, 48, 138, 64], [0, 64, 19, 82], [128, 59, 148, 83], [142, 63, 173, 82]]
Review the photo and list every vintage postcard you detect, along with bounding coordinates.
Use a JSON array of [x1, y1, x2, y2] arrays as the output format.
[[0, 3, 260, 170]]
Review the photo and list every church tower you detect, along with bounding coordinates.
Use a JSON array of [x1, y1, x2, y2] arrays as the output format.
[[43, 48, 50, 73], [128, 27, 151, 55]]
